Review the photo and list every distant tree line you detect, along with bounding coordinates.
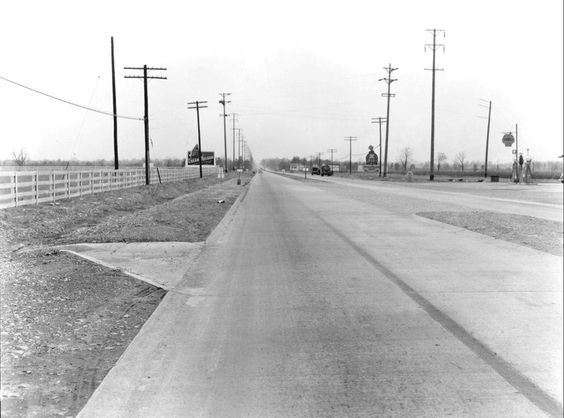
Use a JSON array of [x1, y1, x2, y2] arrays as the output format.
[[261, 150, 563, 179], [215, 156, 255, 171], [1, 151, 186, 168]]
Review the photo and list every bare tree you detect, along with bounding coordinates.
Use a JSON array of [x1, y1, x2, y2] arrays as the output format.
[[437, 152, 447, 172], [12, 149, 28, 166], [454, 151, 466, 172], [399, 147, 413, 173]]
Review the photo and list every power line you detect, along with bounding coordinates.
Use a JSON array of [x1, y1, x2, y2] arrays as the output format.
[[236, 106, 367, 121], [71, 76, 101, 158], [0, 74, 143, 121]]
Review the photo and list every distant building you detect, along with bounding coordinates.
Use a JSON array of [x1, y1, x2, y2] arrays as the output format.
[[290, 163, 306, 172]]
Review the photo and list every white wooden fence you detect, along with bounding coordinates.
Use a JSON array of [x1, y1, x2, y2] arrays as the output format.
[[0, 166, 219, 209]]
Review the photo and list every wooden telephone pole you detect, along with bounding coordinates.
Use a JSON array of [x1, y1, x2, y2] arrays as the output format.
[[379, 64, 398, 177], [188, 100, 208, 178], [371, 117, 387, 177], [231, 113, 238, 171], [425, 29, 445, 181], [219, 93, 231, 173], [111, 37, 118, 169], [344, 136, 358, 175], [479, 99, 492, 177], [328, 148, 337, 171], [124, 65, 167, 184]]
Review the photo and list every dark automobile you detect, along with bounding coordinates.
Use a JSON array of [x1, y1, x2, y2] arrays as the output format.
[[320, 164, 333, 176], [311, 166, 321, 175]]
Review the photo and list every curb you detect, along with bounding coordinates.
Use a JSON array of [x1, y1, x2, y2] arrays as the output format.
[[204, 175, 254, 246]]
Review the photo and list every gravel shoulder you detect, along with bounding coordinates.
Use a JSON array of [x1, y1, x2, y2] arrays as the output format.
[[417, 211, 563, 257], [0, 173, 252, 417]]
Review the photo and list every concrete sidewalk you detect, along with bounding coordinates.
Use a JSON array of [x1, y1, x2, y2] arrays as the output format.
[[60, 242, 205, 290], [58, 178, 253, 291]]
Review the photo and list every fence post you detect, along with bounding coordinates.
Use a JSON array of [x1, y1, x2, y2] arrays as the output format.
[[51, 172, 55, 203], [13, 172, 18, 207], [66, 173, 70, 199], [34, 171, 39, 204]]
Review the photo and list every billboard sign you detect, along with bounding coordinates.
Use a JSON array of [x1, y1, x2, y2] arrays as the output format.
[[187, 144, 215, 166]]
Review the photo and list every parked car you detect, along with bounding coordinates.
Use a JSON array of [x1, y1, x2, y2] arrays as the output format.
[[311, 166, 321, 175], [320, 165, 333, 176]]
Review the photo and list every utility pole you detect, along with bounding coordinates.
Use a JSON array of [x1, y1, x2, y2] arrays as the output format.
[[328, 148, 337, 171], [240, 134, 245, 168], [479, 99, 492, 177], [379, 64, 398, 178], [231, 113, 238, 171], [425, 29, 445, 181], [344, 136, 358, 175], [124, 65, 167, 185], [187, 100, 208, 178], [111, 37, 118, 170], [371, 117, 387, 177], [242, 140, 245, 165], [219, 93, 231, 173], [316, 152, 323, 167], [515, 123, 519, 168], [242, 140, 247, 168], [235, 128, 242, 169]]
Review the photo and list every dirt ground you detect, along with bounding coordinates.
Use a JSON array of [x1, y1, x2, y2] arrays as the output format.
[[417, 211, 563, 257], [0, 173, 252, 417]]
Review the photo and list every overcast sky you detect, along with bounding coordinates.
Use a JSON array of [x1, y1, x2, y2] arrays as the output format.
[[1, 0, 562, 166]]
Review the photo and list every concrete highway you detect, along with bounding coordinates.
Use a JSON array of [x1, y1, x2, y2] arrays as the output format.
[[79, 172, 563, 417]]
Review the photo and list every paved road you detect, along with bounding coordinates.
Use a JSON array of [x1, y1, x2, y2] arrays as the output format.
[[305, 173, 564, 221], [79, 172, 563, 417]]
